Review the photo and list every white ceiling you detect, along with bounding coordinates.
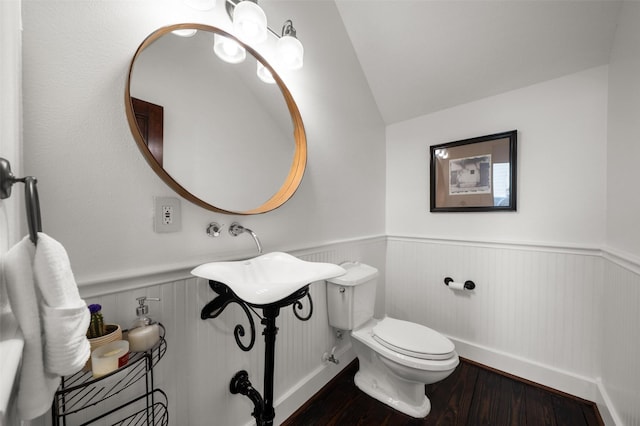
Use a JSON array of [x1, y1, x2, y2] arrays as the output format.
[[335, 0, 622, 125]]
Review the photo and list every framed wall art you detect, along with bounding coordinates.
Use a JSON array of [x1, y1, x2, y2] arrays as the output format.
[[430, 130, 517, 212]]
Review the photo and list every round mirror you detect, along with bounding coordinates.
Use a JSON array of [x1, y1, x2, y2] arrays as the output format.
[[125, 24, 306, 214]]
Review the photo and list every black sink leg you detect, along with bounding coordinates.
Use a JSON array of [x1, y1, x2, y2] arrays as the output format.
[[260, 306, 279, 426], [230, 306, 280, 426], [208, 283, 312, 426]]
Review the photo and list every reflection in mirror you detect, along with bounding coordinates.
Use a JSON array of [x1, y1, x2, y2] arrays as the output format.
[[125, 24, 306, 214], [131, 98, 164, 165]]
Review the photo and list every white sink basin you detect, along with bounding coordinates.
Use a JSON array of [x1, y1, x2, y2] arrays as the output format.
[[191, 252, 346, 305]]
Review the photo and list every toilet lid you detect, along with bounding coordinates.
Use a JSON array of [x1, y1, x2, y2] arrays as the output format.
[[372, 317, 455, 360]]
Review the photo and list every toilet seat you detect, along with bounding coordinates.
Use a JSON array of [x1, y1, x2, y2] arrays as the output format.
[[372, 317, 454, 360]]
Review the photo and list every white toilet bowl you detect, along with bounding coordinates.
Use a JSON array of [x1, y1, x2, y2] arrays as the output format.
[[326, 261, 459, 418], [350, 317, 459, 418]]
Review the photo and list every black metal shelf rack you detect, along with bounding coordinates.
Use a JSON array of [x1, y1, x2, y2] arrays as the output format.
[[52, 325, 168, 426]]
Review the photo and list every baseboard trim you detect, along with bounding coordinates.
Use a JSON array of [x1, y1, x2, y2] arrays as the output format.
[[596, 379, 623, 426], [451, 337, 616, 425]]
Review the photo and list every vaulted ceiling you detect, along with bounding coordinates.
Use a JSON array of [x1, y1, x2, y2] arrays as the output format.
[[335, 0, 622, 125]]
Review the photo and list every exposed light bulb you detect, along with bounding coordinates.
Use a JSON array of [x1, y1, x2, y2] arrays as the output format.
[[172, 29, 198, 37], [276, 35, 303, 70], [233, 1, 268, 44], [213, 34, 246, 64], [256, 62, 276, 84], [276, 20, 303, 70]]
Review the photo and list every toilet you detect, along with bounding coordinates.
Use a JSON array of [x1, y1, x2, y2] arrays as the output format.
[[326, 261, 459, 418]]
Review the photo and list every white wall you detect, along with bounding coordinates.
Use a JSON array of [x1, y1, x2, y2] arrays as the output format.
[[606, 1, 640, 259], [21, 0, 386, 284], [387, 66, 608, 247], [601, 258, 640, 426], [0, 2, 24, 423], [0, 0, 23, 251], [603, 2, 640, 425]]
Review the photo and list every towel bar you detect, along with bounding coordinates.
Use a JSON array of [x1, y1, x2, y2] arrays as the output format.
[[0, 157, 42, 245]]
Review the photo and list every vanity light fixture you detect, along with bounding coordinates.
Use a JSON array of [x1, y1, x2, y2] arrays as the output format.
[[213, 33, 247, 64], [233, 0, 268, 44], [214, 0, 304, 73]]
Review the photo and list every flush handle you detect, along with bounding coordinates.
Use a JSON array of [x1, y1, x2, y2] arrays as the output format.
[[339, 287, 345, 294]]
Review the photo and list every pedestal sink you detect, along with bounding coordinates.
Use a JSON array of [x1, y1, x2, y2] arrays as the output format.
[[191, 252, 345, 426]]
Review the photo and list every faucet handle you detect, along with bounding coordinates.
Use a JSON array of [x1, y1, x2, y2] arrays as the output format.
[[228, 222, 244, 237], [207, 222, 224, 237]]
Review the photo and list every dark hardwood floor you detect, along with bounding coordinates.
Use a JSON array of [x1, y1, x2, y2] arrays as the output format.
[[282, 358, 603, 426]]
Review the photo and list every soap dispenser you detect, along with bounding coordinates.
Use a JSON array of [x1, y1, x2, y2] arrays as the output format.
[[127, 296, 161, 352]]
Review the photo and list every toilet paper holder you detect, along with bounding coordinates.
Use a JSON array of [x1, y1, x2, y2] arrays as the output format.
[[444, 277, 476, 290]]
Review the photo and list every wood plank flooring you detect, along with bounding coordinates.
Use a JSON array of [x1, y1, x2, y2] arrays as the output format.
[[282, 358, 603, 426]]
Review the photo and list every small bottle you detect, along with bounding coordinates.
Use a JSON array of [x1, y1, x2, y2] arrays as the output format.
[[127, 297, 161, 352]]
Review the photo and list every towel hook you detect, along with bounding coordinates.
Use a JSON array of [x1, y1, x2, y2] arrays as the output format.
[[1, 157, 42, 245]]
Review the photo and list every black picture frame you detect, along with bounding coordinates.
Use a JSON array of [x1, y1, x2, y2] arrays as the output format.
[[430, 130, 517, 212]]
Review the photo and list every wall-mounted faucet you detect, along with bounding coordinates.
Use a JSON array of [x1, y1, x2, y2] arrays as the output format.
[[229, 222, 263, 254]]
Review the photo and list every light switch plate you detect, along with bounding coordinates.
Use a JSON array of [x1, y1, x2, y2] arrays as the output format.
[[154, 196, 181, 233]]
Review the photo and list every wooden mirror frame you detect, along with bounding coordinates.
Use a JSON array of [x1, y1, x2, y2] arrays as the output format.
[[125, 23, 306, 215]]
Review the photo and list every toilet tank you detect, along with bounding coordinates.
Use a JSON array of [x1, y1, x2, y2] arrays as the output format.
[[326, 262, 379, 330]]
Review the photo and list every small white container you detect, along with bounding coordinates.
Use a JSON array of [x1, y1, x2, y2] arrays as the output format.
[[127, 323, 160, 352], [84, 324, 122, 371], [91, 340, 129, 378]]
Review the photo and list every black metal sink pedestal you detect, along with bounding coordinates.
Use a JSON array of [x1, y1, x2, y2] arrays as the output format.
[[201, 280, 313, 426]]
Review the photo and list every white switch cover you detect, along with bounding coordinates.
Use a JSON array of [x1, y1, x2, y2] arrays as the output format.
[[154, 197, 181, 233]]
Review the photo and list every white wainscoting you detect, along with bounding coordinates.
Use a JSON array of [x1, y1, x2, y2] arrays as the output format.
[[73, 237, 384, 426], [387, 236, 640, 426], [386, 237, 604, 389], [56, 235, 640, 426], [601, 254, 640, 426]]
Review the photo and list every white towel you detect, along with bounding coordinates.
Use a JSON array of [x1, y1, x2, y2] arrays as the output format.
[[33, 232, 90, 376], [33, 233, 84, 308], [40, 304, 90, 376], [3, 236, 60, 420]]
